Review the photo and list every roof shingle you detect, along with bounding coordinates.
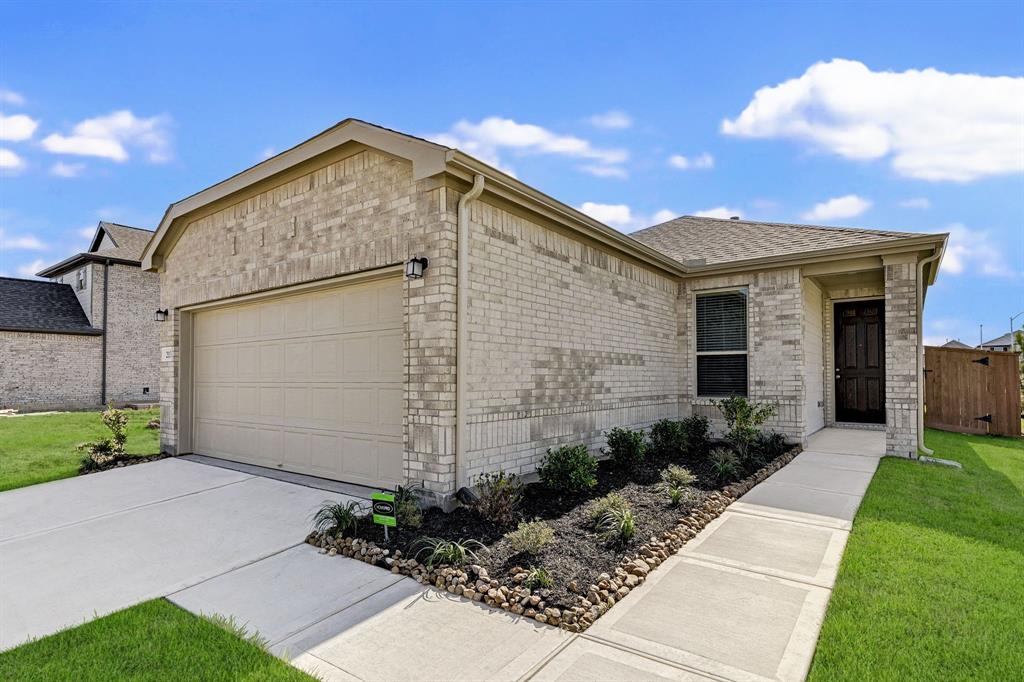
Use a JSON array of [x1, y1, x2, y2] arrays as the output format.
[[0, 277, 99, 334]]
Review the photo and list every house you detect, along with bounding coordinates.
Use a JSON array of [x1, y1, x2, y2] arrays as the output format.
[[940, 340, 973, 349], [979, 332, 1013, 352], [140, 119, 947, 505], [0, 222, 161, 411]]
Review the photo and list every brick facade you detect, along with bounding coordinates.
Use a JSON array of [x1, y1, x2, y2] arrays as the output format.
[[0, 331, 103, 411], [883, 256, 920, 456]]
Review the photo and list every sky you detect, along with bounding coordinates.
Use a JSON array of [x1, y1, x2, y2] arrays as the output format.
[[1, 1, 1021, 346]]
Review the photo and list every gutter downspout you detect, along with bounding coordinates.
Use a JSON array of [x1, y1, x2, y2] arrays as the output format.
[[916, 249, 941, 457], [456, 174, 485, 493], [100, 260, 110, 405]]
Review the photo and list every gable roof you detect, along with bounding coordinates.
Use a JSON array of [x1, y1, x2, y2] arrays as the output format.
[[0, 277, 100, 335], [981, 332, 1013, 347], [630, 215, 938, 268], [940, 340, 973, 349], [37, 222, 154, 277]]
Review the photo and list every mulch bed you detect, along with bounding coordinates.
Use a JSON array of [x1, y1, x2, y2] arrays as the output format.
[[307, 442, 802, 630], [80, 452, 171, 475]]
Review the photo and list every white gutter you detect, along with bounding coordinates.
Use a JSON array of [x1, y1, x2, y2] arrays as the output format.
[[916, 248, 942, 457], [456, 174, 485, 491]]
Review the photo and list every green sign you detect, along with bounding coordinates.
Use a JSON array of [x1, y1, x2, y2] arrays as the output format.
[[372, 491, 396, 527]]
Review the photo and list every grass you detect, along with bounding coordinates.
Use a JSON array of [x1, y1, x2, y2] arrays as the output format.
[[0, 408, 160, 492], [0, 599, 314, 681], [809, 429, 1024, 681]]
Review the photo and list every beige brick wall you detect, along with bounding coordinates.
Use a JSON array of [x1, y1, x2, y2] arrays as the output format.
[[679, 268, 804, 440], [883, 257, 920, 456], [102, 264, 161, 403], [461, 198, 681, 481], [0, 331, 103, 411]]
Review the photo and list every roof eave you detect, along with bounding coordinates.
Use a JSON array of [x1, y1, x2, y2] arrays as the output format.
[[36, 253, 142, 278], [0, 325, 103, 336]]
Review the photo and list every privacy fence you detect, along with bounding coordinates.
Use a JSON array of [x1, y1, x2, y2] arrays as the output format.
[[924, 346, 1021, 437]]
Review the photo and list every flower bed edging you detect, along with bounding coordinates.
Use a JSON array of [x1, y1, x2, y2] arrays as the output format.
[[306, 445, 802, 632]]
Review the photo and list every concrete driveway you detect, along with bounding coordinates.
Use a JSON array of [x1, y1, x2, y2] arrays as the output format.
[[0, 458, 348, 650]]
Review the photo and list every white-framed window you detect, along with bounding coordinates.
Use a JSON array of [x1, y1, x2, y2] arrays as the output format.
[[76, 268, 86, 291], [695, 288, 748, 397]]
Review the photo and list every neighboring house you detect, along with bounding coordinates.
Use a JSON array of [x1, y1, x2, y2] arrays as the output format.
[[141, 119, 947, 505], [0, 222, 160, 411], [940, 340, 973, 349], [979, 333, 1013, 352]]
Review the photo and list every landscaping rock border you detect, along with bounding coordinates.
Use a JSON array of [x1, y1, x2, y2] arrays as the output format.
[[79, 452, 171, 475], [306, 445, 802, 632]]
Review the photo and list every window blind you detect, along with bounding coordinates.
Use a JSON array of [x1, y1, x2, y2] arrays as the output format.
[[696, 290, 748, 396], [697, 355, 748, 397]]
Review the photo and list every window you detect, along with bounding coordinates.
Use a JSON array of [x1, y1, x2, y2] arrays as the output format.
[[76, 268, 86, 291], [696, 289, 748, 396]]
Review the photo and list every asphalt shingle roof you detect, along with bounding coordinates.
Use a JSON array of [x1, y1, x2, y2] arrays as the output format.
[[92, 222, 154, 261], [630, 215, 929, 266], [0, 277, 99, 334]]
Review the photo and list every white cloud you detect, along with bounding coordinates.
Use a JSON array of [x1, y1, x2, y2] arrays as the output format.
[[16, 258, 45, 277], [651, 209, 677, 224], [0, 148, 25, 171], [0, 113, 38, 141], [259, 147, 276, 160], [943, 223, 1017, 278], [801, 194, 872, 222], [51, 161, 86, 177], [0, 228, 47, 251], [579, 164, 628, 179], [431, 117, 628, 177], [667, 153, 714, 170], [0, 89, 26, 106], [588, 110, 632, 129], [899, 197, 931, 209], [577, 202, 678, 231], [79, 225, 96, 239], [42, 110, 173, 163], [694, 206, 743, 219], [722, 58, 1024, 182]]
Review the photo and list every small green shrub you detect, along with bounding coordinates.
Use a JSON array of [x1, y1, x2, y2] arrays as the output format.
[[474, 470, 524, 525], [660, 464, 696, 490], [714, 396, 778, 446], [504, 520, 555, 555], [680, 415, 711, 454], [413, 537, 486, 568], [523, 567, 554, 589], [754, 431, 788, 460], [537, 444, 598, 492], [587, 492, 630, 524], [77, 404, 131, 471], [649, 419, 687, 457], [311, 500, 362, 536], [708, 448, 741, 485], [596, 505, 636, 543], [603, 427, 647, 469], [667, 486, 686, 507], [395, 482, 423, 529]]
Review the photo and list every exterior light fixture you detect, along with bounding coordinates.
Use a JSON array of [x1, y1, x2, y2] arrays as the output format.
[[154, 308, 168, 322], [405, 256, 428, 280]]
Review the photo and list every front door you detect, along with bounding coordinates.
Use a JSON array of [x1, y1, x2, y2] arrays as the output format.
[[834, 299, 885, 424]]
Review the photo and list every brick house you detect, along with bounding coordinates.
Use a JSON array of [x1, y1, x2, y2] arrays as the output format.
[[140, 119, 947, 505], [0, 222, 161, 411]]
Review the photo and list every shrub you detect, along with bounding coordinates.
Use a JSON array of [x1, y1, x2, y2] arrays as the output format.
[[713, 396, 778, 446], [77, 404, 130, 471], [474, 470, 524, 525], [603, 427, 647, 469], [680, 415, 711, 454], [504, 520, 555, 555], [667, 486, 686, 507], [649, 419, 687, 457], [311, 500, 362, 536], [587, 492, 630, 524], [754, 431, 788, 460], [523, 567, 554, 590], [708, 448, 741, 485], [537, 444, 598, 492], [596, 505, 636, 543], [395, 482, 423, 529], [660, 464, 696, 490], [414, 537, 485, 568]]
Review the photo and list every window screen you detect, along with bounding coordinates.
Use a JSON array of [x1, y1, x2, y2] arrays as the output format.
[[696, 290, 748, 396]]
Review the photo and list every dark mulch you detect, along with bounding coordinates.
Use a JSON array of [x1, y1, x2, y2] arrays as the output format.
[[348, 445, 771, 611], [79, 452, 170, 475]]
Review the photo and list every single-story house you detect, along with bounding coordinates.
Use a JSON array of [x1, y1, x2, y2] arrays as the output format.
[[979, 333, 1014, 352], [0, 222, 160, 411], [140, 119, 947, 505]]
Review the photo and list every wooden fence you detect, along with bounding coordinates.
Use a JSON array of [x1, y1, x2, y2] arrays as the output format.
[[924, 346, 1021, 437]]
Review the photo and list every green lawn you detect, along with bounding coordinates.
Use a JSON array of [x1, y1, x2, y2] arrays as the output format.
[[809, 429, 1024, 681], [0, 599, 314, 681], [0, 408, 161, 492]]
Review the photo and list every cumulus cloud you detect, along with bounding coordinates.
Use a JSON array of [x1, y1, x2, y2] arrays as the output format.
[[16, 258, 45, 277], [651, 209, 678, 224], [943, 223, 1017, 278], [0, 113, 38, 141], [51, 161, 86, 177], [42, 110, 173, 163], [588, 110, 632, 129], [0, 148, 25, 171], [431, 116, 628, 177], [694, 206, 743, 220], [667, 153, 714, 170], [0, 228, 47, 251], [721, 59, 1024, 182], [0, 89, 26, 106], [579, 164, 628, 179], [577, 202, 678, 231], [899, 197, 931, 209], [801, 194, 872, 222]]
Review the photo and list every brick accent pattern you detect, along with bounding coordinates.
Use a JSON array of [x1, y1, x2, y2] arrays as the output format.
[[0, 331, 103, 410]]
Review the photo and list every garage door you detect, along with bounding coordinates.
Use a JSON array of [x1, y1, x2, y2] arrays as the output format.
[[192, 277, 403, 488]]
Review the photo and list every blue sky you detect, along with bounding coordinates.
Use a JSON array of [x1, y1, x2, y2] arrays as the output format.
[[1, 1, 1021, 346]]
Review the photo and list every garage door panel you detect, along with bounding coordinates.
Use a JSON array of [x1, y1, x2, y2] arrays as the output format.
[[192, 276, 403, 487]]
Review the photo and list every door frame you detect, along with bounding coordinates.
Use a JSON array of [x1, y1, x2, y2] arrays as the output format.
[[175, 265, 404, 457], [832, 297, 886, 425]]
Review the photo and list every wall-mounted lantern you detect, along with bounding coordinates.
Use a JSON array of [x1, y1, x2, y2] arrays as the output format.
[[405, 256, 428, 280], [154, 308, 168, 322]]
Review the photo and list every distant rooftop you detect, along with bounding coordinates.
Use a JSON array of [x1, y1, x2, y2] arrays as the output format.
[[0, 277, 100, 334]]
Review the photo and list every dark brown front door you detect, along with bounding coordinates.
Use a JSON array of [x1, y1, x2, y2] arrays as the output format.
[[834, 300, 885, 424]]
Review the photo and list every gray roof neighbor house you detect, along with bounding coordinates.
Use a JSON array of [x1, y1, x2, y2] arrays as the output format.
[[0, 277, 100, 334]]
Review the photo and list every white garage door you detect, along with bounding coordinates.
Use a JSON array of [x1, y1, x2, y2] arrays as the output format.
[[192, 277, 404, 488]]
